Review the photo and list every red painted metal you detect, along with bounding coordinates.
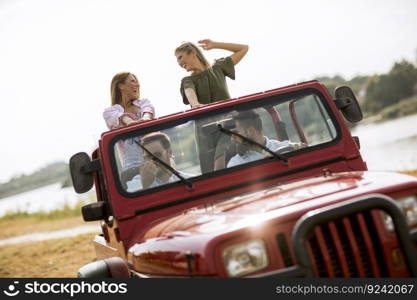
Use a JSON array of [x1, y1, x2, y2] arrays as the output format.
[[265, 106, 284, 141], [289, 99, 308, 144]]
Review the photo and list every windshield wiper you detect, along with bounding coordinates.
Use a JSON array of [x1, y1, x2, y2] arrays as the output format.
[[217, 124, 288, 165], [134, 140, 194, 189]]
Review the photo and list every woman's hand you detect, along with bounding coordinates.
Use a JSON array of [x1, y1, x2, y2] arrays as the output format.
[[132, 118, 147, 124], [191, 103, 205, 109], [123, 115, 152, 126], [141, 112, 153, 121], [198, 39, 215, 50], [122, 116, 136, 126], [198, 40, 249, 65]]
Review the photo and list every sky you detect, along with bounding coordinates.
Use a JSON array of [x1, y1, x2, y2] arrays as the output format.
[[0, 0, 416, 183]]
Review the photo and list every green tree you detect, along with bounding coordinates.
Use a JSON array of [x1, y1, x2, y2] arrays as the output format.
[[316, 74, 369, 101], [364, 60, 417, 114]]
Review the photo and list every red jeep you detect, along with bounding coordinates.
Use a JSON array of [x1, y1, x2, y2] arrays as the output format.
[[70, 81, 417, 278]]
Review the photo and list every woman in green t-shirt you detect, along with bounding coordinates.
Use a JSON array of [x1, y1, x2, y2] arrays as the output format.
[[174, 39, 249, 171], [175, 39, 249, 108]]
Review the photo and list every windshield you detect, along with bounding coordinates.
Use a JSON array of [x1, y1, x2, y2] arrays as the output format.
[[111, 90, 337, 194]]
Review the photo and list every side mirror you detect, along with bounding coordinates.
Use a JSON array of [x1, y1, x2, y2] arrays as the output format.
[[82, 202, 106, 221], [69, 152, 96, 193], [334, 86, 363, 123]]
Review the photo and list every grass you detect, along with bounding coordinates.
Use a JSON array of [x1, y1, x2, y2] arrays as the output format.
[[1, 203, 83, 221], [0, 215, 89, 240], [0, 197, 98, 240], [0, 193, 101, 241], [0, 194, 95, 221]]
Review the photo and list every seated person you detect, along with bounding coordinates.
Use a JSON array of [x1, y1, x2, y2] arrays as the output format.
[[227, 110, 291, 167], [127, 132, 192, 192]]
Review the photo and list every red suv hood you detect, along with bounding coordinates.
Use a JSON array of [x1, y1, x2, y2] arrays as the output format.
[[128, 171, 417, 276], [142, 171, 415, 239]]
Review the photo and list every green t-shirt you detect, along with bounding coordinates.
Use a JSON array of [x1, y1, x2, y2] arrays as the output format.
[[180, 56, 235, 105]]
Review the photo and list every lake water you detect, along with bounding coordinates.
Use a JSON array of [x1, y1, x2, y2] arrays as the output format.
[[352, 113, 417, 171], [0, 183, 94, 217], [1, 114, 416, 217]]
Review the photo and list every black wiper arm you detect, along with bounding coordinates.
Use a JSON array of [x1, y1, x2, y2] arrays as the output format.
[[134, 140, 194, 189], [217, 124, 288, 165]]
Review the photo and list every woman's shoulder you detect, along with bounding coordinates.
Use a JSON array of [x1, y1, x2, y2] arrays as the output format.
[[213, 56, 235, 79], [213, 56, 233, 67], [104, 104, 124, 113]]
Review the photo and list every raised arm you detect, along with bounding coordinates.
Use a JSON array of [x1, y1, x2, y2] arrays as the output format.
[[198, 39, 249, 65]]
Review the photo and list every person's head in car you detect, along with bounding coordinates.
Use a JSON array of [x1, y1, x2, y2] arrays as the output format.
[[140, 132, 174, 187], [233, 110, 264, 155], [227, 110, 290, 168]]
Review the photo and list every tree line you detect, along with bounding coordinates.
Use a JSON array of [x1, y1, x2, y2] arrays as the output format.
[[316, 59, 417, 118]]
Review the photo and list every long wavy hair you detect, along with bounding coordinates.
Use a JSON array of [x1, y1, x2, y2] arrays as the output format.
[[110, 72, 139, 106]]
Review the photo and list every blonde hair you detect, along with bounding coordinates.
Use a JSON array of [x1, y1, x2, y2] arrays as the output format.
[[175, 42, 211, 70], [110, 72, 139, 106]]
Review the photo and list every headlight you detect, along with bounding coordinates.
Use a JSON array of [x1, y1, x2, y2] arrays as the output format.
[[383, 195, 417, 231], [222, 239, 268, 277]]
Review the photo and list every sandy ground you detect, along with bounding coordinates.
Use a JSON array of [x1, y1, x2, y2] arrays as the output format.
[[401, 170, 417, 177], [0, 216, 98, 277], [0, 233, 97, 277]]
